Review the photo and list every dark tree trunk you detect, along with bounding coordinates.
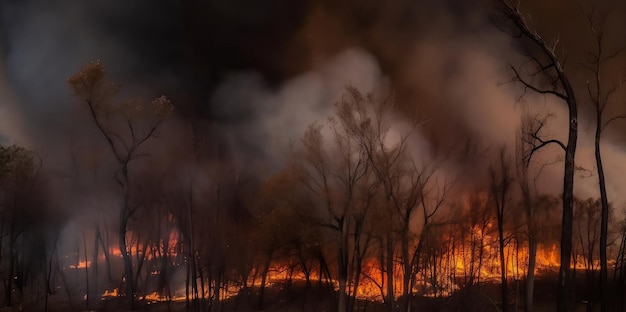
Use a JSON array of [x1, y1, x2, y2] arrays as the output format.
[[558, 83, 577, 312], [498, 222, 508, 312], [385, 233, 395, 312], [258, 254, 273, 310], [595, 109, 610, 312]]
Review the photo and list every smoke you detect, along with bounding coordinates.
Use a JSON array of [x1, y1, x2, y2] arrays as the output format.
[[0, 60, 26, 145], [1, 0, 624, 202], [210, 48, 385, 171]]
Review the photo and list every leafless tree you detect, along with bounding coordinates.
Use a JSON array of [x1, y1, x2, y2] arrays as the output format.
[[335, 86, 455, 312], [497, 2, 579, 310], [573, 197, 601, 311], [579, 3, 625, 310], [489, 147, 514, 312], [296, 110, 375, 312], [68, 60, 173, 309]]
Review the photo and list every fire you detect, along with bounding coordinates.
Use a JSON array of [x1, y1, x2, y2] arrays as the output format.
[[143, 292, 165, 302], [251, 228, 586, 301], [69, 260, 91, 269], [102, 288, 119, 298], [537, 244, 560, 268], [97, 224, 601, 304], [110, 230, 180, 261]]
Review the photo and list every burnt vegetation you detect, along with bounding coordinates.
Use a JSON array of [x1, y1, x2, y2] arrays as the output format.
[[1, 1, 626, 312]]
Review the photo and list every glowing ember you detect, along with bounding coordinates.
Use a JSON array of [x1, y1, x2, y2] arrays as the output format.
[[102, 288, 119, 299], [143, 292, 164, 302]]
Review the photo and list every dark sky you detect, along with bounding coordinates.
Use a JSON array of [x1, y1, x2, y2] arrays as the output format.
[[0, 0, 488, 120], [0, 0, 488, 153]]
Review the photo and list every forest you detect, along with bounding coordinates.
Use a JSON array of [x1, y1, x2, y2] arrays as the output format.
[[1, 0, 626, 312]]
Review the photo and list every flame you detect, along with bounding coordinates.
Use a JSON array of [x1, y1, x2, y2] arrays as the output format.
[[143, 292, 165, 302], [110, 230, 180, 261], [69, 260, 91, 269], [102, 288, 119, 298], [98, 224, 605, 303]]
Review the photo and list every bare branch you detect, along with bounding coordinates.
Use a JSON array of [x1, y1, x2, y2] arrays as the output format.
[[603, 115, 626, 131], [509, 65, 568, 100]]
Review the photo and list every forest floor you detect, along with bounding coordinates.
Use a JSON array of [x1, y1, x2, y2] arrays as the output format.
[[3, 271, 605, 311]]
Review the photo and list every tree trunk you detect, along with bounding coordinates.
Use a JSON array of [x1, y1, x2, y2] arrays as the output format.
[[385, 233, 395, 312], [120, 216, 134, 310], [595, 112, 609, 312], [5, 218, 15, 307], [337, 231, 348, 312], [401, 227, 411, 312], [558, 96, 577, 312], [258, 259, 271, 310], [526, 235, 537, 312], [498, 221, 508, 312], [83, 232, 90, 309]]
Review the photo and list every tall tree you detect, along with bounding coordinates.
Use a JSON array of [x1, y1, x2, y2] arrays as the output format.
[[68, 60, 173, 309], [497, 3, 579, 311], [336, 87, 449, 312], [0, 144, 40, 307], [297, 118, 373, 312], [516, 111, 558, 312], [489, 147, 513, 312], [580, 3, 625, 310]]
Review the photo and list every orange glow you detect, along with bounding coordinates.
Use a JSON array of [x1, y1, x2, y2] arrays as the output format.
[[109, 229, 180, 260], [246, 227, 590, 300], [99, 225, 602, 303], [69, 260, 91, 269], [102, 288, 119, 298]]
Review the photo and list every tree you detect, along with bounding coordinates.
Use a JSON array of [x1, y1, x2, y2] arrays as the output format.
[[516, 113, 537, 312], [489, 147, 513, 312], [296, 111, 376, 312], [572, 197, 601, 310], [517, 111, 561, 312], [579, 4, 625, 310], [497, 3, 579, 311], [68, 60, 173, 309], [335, 87, 451, 312], [0, 144, 41, 307]]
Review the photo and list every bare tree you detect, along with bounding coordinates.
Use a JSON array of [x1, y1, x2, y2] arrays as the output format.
[[297, 113, 374, 312], [334, 86, 453, 312], [497, 3, 579, 311], [579, 3, 625, 310], [516, 111, 560, 312], [489, 147, 514, 312], [68, 60, 173, 309], [516, 113, 537, 312], [573, 197, 601, 311]]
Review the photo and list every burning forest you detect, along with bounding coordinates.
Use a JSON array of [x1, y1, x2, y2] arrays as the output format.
[[1, 0, 626, 311]]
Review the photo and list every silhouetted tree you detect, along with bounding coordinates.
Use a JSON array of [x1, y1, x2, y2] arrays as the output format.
[[497, 3, 579, 310], [579, 4, 625, 310], [0, 144, 41, 307], [68, 60, 173, 309], [489, 147, 513, 312]]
